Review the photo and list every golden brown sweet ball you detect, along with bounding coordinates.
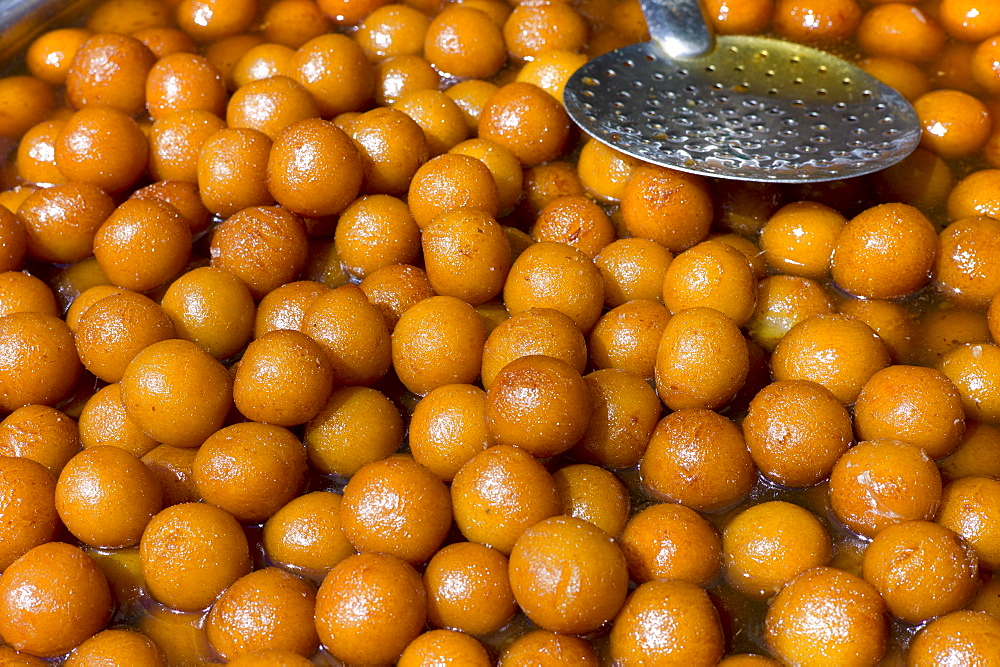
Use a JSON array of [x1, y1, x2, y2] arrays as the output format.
[[500, 630, 599, 666], [198, 127, 275, 218], [948, 168, 1000, 221], [0, 312, 81, 413], [64, 628, 166, 666], [840, 298, 919, 365], [176, 0, 257, 42], [939, 421, 1000, 480], [553, 463, 630, 538], [254, 280, 328, 337], [0, 405, 80, 475], [65, 33, 154, 115], [0, 207, 26, 273], [304, 386, 402, 476], [79, 383, 158, 458], [55, 106, 148, 194], [857, 2, 946, 63], [854, 365, 965, 460], [233, 329, 333, 426], [451, 444, 559, 554], [479, 82, 571, 167], [641, 408, 756, 512], [132, 180, 212, 235], [759, 201, 845, 280], [267, 118, 363, 217], [315, 552, 426, 665], [341, 455, 451, 565], [445, 79, 498, 133], [0, 456, 59, 572], [145, 53, 226, 122], [914, 89, 992, 159], [140, 502, 250, 612], [621, 164, 713, 253], [335, 196, 419, 280], [935, 216, 1000, 310], [723, 501, 831, 599], [742, 379, 851, 488], [771, 313, 890, 404], [486, 354, 591, 458], [577, 139, 641, 203], [425, 5, 505, 78], [260, 0, 330, 48], [531, 195, 615, 260], [609, 579, 724, 665], [655, 307, 749, 411], [93, 199, 192, 293], [423, 209, 511, 305], [133, 27, 198, 58], [359, 264, 436, 331], [940, 342, 1000, 423], [75, 291, 176, 383], [232, 43, 295, 88], [26, 27, 92, 86], [938, 0, 1000, 41], [595, 238, 672, 308], [764, 566, 887, 665], [0, 542, 112, 658], [937, 475, 1000, 570], [205, 34, 266, 91], [302, 283, 392, 384], [408, 384, 490, 482], [873, 147, 954, 213], [480, 307, 587, 390], [588, 300, 670, 380], [503, 241, 604, 332], [773, 0, 861, 42], [832, 202, 936, 300], [66, 285, 126, 333], [398, 630, 490, 667], [662, 240, 756, 326], [55, 446, 162, 549], [120, 338, 233, 449], [205, 567, 318, 661], [160, 266, 255, 361], [917, 308, 991, 366], [703, 0, 773, 34], [15, 116, 67, 186], [345, 107, 429, 196], [356, 4, 429, 61], [830, 439, 942, 539], [149, 109, 227, 184], [262, 491, 354, 576], [0, 272, 57, 318], [407, 153, 500, 230], [317, 0, 391, 25], [619, 501, 721, 587], [747, 275, 835, 353], [227, 75, 319, 141], [209, 205, 307, 300], [193, 422, 307, 523], [858, 56, 930, 101], [519, 160, 586, 219], [862, 520, 978, 624], [290, 35, 375, 117], [909, 610, 1000, 665], [972, 37, 1000, 95], [509, 515, 627, 635], [0, 77, 54, 143], [424, 541, 516, 636], [450, 142, 521, 218], [503, 1, 588, 63], [571, 368, 661, 470], [515, 49, 588, 103]]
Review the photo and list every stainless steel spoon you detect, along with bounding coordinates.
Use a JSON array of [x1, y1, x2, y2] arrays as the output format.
[[563, 0, 921, 182]]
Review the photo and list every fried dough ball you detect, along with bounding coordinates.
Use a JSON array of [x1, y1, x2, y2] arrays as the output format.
[[407, 153, 500, 230], [262, 491, 353, 576], [936, 475, 1000, 570], [939, 421, 1000, 480], [425, 5, 505, 78], [0, 542, 113, 658], [935, 216, 1000, 310], [314, 552, 426, 665], [501, 630, 599, 666], [939, 342, 1000, 423], [197, 127, 275, 217], [55, 106, 149, 193], [609, 579, 725, 665], [764, 567, 887, 666], [408, 384, 490, 482], [78, 383, 158, 458], [64, 629, 167, 666], [595, 238, 673, 308], [26, 27, 92, 86], [0, 456, 59, 572], [478, 82, 571, 167], [422, 209, 510, 305], [65, 33, 155, 115], [662, 240, 757, 326], [451, 444, 559, 554], [747, 275, 835, 353], [304, 386, 402, 476], [619, 502, 721, 587], [17, 182, 114, 264], [0, 312, 82, 412], [480, 307, 587, 390], [907, 610, 1000, 665], [504, 241, 604, 332], [570, 368, 661, 469], [641, 408, 756, 512], [205, 567, 318, 661], [139, 501, 251, 612], [553, 463, 630, 538], [621, 164, 713, 252], [760, 201, 845, 280], [0, 405, 80, 475], [589, 299, 671, 381], [830, 439, 942, 539], [424, 541, 517, 636]]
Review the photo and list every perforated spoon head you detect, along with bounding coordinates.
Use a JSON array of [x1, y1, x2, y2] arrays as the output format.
[[563, 35, 921, 183]]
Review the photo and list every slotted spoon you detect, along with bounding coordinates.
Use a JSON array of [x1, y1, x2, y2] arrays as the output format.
[[563, 0, 921, 182]]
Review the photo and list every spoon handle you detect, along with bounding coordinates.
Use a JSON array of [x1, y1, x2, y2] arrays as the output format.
[[639, 0, 715, 59]]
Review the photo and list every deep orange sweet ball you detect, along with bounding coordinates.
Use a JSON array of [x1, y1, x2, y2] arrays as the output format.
[[478, 82, 571, 167], [0, 456, 59, 572], [0, 312, 81, 413], [0, 542, 113, 658], [621, 164, 713, 252]]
